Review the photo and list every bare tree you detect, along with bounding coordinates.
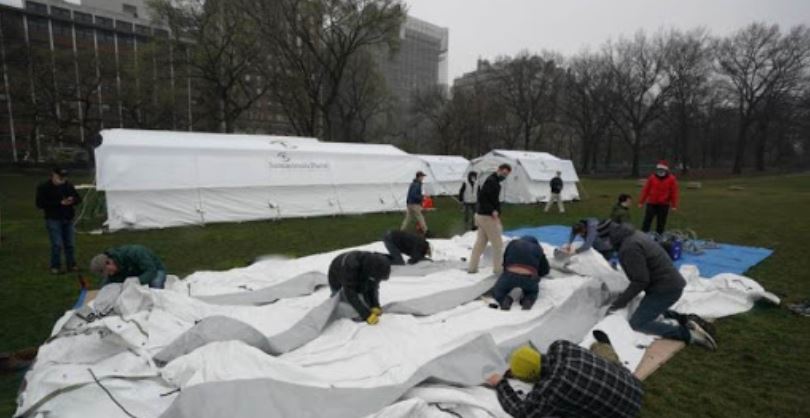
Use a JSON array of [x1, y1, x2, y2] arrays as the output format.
[[603, 31, 675, 177], [562, 52, 613, 174], [149, 0, 270, 133], [332, 49, 394, 142], [249, 0, 405, 140], [715, 23, 810, 173], [495, 52, 561, 150]]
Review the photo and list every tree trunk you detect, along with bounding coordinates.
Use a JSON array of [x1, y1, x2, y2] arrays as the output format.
[[630, 128, 641, 177], [524, 122, 531, 150], [579, 132, 591, 174], [679, 107, 690, 174], [732, 117, 750, 174], [754, 119, 769, 172]]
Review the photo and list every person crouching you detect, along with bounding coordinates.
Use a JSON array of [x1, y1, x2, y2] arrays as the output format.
[[328, 251, 391, 325], [491, 236, 550, 310], [382, 230, 431, 265]]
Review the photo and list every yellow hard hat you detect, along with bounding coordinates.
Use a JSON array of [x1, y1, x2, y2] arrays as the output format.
[[509, 345, 542, 382]]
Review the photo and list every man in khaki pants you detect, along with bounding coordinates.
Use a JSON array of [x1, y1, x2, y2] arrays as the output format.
[[468, 164, 512, 274], [401, 171, 429, 235]]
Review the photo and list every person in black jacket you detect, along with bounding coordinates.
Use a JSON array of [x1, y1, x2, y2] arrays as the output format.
[[544, 171, 565, 213], [600, 221, 717, 350], [458, 171, 478, 230], [35, 167, 82, 274], [328, 251, 391, 325], [382, 230, 431, 265], [401, 171, 429, 235], [491, 236, 550, 310], [468, 164, 512, 274]]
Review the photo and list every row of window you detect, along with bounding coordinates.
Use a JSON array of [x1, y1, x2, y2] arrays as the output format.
[[23, 1, 151, 35]]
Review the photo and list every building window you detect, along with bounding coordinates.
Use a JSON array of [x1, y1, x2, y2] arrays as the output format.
[[135, 25, 150, 35], [116, 20, 133, 32], [95, 16, 113, 28], [25, 1, 47, 14], [74, 11, 92, 24], [51, 7, 71, 20], [123, 4, 138, 18]]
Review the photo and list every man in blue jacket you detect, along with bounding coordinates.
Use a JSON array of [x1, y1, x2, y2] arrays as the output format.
[[401, 171, 429, 235], [491, 236, 550, 310]]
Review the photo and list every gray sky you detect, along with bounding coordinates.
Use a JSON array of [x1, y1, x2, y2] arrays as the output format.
[[405, 0, 810, 83]]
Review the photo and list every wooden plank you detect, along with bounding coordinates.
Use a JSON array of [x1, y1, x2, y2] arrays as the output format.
[[634, 339, 686, 380]]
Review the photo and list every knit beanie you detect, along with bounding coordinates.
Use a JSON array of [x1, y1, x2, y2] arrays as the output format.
[[509, 345, 542, 382]]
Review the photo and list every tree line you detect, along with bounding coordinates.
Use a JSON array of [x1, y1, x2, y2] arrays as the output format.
[[414, 24, 810, 175]]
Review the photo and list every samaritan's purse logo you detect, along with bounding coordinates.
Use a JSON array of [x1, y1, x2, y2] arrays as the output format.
[[269, 152, 329, 170]]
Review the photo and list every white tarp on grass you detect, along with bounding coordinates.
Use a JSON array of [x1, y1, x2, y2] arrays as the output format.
[[15, 234, 777, 418]]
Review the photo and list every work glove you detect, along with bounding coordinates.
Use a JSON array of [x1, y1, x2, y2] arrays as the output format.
[[371, 307, 383, 316], [366, 311, 380, 325]]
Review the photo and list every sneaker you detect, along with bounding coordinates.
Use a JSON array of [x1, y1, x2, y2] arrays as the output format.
[[50, 268, 61, 275], [687, 314, 717, 340], [520, 297, 536, 310], [687, 320, 718, 351]]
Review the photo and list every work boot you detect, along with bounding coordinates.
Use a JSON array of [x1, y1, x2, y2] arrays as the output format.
[[688, 320, 718, 351], [520, 297, 536, 310], [687, 314, 717, 340], [500, 296, 514, 311]]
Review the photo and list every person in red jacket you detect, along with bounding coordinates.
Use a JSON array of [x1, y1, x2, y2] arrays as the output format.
[[639, 160, 679, 234]]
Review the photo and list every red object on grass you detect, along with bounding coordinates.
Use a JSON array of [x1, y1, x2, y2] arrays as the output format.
[[421, 196, 434, 209]]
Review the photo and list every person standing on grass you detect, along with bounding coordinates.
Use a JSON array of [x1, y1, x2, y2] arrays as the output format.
[[486, 340, 644, 418], [544, 171, 565, 213], [90, 244, 167, 288], [458, 171, 479, 230], [36, 167, 82, 274], [468, 164, 512, 274], [382, 230, 431, 265], [609, 194, 633, 224], [328, 251, 391, 325], [401, 171, 429, 236], [639, 160, 679, 234], [491, 236, 550, 310], [599, 221, 717, 350]]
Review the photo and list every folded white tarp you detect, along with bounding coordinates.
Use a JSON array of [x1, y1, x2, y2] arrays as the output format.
[[15, 233, 777, 418]]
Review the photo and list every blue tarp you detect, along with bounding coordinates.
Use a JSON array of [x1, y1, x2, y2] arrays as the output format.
[[505, 225, 773, 278]]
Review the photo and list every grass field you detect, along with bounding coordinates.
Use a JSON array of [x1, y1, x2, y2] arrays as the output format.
[[1, 169, 809, 417]]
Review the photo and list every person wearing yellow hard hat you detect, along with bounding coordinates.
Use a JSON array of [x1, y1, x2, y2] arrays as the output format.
[[486, 340, 644, 418]]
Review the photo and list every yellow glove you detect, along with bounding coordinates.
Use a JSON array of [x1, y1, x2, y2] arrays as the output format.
[[366, 312, 380, 325], [371, 307, 383, 316]]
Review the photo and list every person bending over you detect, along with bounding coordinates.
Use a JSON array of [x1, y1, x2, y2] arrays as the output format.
[[491, 236, 550, 310], [328, 251, 391, 325], [382, 230, 431, 265], [90, 244, 167, 289]]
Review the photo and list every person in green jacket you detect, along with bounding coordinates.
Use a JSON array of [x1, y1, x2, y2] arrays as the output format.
[[89, 245, 167, 288], [609, 194, 632, 224]]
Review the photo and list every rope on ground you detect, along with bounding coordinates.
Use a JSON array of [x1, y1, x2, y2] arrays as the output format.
[[88, 368, 139, 418]]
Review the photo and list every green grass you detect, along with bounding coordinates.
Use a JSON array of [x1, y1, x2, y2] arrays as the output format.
[[1, 170, 809, 417]]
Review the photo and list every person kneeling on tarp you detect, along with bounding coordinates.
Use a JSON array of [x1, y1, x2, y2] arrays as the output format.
[[328, 251, 391, 325], [492, 236, 549, 310], [599, 221, 717, 350], [561, 218, 614, 260], [382, 230, 431, 266], [89, 244, 167, 289], [486, 341, 644, 418]]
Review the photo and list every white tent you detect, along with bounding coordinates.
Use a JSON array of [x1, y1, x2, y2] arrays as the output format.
[[415, 154, 470, 196], [95, 129, 428, 230], [467, 149, 580, 203]]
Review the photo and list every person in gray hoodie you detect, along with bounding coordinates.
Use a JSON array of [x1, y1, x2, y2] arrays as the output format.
[[599, 221, 717, 350]]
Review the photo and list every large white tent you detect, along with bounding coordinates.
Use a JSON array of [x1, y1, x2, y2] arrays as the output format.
[[467, 149, 580, 203], [415, 154, 470, 196], [95, 129, 427, 230]]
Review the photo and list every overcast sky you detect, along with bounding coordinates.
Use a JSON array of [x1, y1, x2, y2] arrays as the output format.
[[405, 0, 810, 83]]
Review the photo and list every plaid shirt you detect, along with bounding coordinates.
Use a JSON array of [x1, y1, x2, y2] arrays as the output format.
[[496, 340, 643, 418]]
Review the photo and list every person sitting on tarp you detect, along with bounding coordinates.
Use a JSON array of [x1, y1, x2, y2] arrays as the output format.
[[89, 244, 167, 289], [609, 193, 633, 224], [328, 251, 391, 325], [382, 230, 431, 266], [561, 218, 614, 260], [491, 236, 550, 310], [486, 340, 644, 418], [599, 221, 717, 350]]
